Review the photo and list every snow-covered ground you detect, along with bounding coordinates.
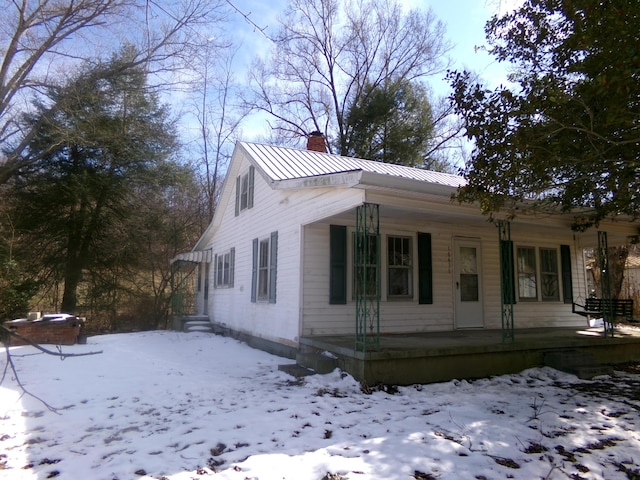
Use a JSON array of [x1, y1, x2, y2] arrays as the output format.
[[1, 331, 639, 480]]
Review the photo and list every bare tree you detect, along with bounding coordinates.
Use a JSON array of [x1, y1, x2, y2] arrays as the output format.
[[246, 0, 452, 155], [0, 0, 229, 185], [186, 44, 249, 222]]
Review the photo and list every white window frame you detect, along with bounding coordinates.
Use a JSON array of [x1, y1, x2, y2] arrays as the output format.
[[252, 232, 277, 303], [516, 245, 560, 302], [257, 238, 270, 300], [214, 248, 234, 289], [387, 235, 413, 299], [539, 247, 560, 301], [236, 166, 254, 215], [240, 173, 250, 211]]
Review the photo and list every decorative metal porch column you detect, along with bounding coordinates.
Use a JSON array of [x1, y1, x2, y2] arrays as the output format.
[[355, 203, 380, 352], [497, 221, 515, 343], [597, 231, 615, 338]]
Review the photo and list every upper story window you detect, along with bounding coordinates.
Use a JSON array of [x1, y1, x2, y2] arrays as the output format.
[[235, 166, 254, 216]]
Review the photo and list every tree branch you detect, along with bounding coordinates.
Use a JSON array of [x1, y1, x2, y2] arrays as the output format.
[[1, 325, 103, 413]]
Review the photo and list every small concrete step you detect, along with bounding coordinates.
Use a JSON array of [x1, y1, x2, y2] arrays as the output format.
[[570, 364, 613, 379], [183, 320, 213, 333], [278, 363, 316, 378], [296, 352, 339, 374], [544, 350, 612, 379]]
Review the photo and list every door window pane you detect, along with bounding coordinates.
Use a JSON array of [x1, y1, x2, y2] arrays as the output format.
[[459, 246, 478, 302], [460, 274, 479, 302]]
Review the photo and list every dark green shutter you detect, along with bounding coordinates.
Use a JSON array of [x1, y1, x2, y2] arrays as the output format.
[[329, 225, 347, 304], [235, 176, 240, 216], [269, 231, 278, 303], [251, 238, 258, 302], [417, 232, 433, 304], [561, 244, 573, 304], [230, 247, 235, 288], [500, 239, 516, 304], [213, 254, 218, 289]]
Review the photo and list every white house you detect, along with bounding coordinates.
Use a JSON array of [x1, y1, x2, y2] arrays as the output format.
[[174, 137, 639, 381]]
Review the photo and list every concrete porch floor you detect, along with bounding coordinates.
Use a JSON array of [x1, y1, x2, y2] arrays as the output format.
[[297, 326, 640, 385]]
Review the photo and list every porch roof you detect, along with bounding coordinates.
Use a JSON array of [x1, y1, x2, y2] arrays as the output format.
[[170, 249, 211, 264]]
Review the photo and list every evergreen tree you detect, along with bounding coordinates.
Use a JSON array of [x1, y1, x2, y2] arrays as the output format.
[[345, 78, 436, 168], [8, 46, 179, 314]]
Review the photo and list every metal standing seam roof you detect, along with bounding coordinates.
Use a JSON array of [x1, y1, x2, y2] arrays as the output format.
[[239, 142, 466, 188]]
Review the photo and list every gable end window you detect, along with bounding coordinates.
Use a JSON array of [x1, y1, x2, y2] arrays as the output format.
[[235, 166, 255, 216]]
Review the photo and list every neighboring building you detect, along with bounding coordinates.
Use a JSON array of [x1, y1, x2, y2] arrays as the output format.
[[172, 136, 639, 381]]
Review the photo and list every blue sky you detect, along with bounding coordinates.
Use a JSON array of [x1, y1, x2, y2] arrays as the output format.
[[192, 0, 520, 144], [230, 0, 517, 91]]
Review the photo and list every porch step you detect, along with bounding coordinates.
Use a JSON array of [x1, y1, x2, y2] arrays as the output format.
[[296, 352, 339, 375], [183, 319, 213, 333], [544, 350, 613, 379], [278, 363, 316, 378]]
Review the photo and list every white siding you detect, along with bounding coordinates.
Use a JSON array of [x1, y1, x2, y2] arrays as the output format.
[[204, 151, 365, 347]]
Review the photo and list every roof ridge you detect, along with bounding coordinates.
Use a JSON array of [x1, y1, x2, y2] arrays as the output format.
[[238, 141, 465, 187]]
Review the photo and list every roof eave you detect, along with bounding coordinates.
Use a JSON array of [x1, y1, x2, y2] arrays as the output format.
[[357, 170, 461, 196], [271, 170, 363, 190]]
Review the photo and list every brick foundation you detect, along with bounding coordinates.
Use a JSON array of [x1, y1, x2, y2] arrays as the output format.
[[6, 316, 84, 346]]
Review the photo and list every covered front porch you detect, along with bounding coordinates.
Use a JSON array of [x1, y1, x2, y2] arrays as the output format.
[[296, 326, 640, 385], [292, 199, 640, 385]]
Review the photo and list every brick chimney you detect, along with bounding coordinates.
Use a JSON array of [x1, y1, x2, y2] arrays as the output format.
[[306, 131, 326, 153]]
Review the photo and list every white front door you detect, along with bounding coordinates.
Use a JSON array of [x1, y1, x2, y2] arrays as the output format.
[[454, 238, 484, 328]]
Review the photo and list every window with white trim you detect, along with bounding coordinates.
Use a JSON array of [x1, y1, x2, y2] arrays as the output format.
[[258, 238, 270, 300], [251, 232, 278, 303], [235, 166, 254, 216], [240, 174, 250, 210], [517, 246, 560, 301], [214, 248, 235, 288], [540, 247, 560, 301], [387, 236, 412, 298]]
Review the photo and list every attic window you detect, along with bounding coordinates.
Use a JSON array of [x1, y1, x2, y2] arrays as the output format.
[[235, 166, 254, 216]]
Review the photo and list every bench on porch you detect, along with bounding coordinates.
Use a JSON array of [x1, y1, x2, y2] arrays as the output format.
[[572, 297, 634, 323]]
